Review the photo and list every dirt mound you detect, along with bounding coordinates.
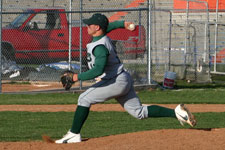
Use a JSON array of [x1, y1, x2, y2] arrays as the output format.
[[1, 128, 225, 150]]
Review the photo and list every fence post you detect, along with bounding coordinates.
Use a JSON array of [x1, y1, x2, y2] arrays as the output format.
[[69, 0, 72, 70], [184, 0, 190, 77], [0, 0, 2, 94], [148, 0, 153, 85], [168, 11, 172, 71], [79, 0, 83, 90], [214, 0, 219, 72]]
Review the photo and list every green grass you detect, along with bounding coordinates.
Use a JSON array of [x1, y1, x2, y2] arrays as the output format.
[[0, 111, 225, 142], [0, 93, 79, 105], [1, 87, 225, 104], [137, 88, 225, 104], [4, 81, 31, 85]]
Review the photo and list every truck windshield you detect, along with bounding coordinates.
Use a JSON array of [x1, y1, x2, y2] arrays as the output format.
[[8, 13, 31, 28]]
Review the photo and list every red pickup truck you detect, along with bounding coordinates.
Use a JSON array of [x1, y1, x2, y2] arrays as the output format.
[[2, 8, 146, 64]]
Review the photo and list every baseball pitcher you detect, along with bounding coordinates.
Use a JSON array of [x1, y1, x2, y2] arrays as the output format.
[[56, 13, 197, 144]]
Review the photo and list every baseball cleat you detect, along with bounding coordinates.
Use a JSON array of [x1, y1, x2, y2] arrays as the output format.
[[55, 130, 81, 144], [175, 104, 197, 127]]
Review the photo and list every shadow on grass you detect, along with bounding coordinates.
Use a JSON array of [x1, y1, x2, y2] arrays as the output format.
[[159, 80, 225, 90], [175, 84, 225, 89]]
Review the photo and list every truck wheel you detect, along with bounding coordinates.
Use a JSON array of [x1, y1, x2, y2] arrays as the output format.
[[81, 57, 89, 71], [2, 43, 15, 61], [115, 41, 137, 60], [115, 41, 125, 61]]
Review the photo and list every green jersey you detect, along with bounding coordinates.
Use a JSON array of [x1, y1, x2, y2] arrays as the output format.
[[78, 21, 124, 80], [86, 35, 124, 79]]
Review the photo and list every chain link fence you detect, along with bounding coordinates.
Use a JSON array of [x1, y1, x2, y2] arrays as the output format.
[[0, 0, 150, 93], [1, 0, 225, 93], [150, 0, 225, 84], [150, 0, 212, 83]]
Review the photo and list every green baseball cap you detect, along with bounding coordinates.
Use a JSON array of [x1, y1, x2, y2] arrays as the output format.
[[83, 13, 109, 30]]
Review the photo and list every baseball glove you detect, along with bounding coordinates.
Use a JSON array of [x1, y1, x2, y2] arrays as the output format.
[[60, 70, 75, 90]]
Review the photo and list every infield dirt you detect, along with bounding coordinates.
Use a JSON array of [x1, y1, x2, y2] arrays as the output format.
[[1, 128, 225, 150]]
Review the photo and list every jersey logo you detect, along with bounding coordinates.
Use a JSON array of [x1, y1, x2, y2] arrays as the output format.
[[87, 53, 92, 62]]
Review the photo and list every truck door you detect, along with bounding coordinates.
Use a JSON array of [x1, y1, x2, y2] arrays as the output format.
[[22, 10, 68, 61]]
